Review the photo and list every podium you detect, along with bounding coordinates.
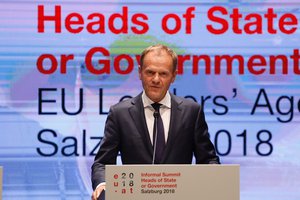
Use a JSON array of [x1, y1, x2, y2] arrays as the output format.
[[106, 164, 239, 200]]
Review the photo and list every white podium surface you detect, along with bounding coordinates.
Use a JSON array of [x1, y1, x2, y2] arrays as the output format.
[[106, 164, 239, 200]]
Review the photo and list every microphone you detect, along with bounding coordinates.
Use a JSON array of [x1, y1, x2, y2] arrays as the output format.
[[152, 110, 159, 164]]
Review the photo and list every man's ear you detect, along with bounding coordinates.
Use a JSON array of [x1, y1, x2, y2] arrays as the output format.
[[171, 70, 177, 83], [138, 65, 142, 80]]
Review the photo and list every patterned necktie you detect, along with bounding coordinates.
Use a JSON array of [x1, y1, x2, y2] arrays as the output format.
[[151, 103, 165, 164]]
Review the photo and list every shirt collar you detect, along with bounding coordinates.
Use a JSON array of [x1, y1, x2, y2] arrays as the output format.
[[142, 91, 171, 109]]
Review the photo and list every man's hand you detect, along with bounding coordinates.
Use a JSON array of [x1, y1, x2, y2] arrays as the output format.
[[91, 184, 106, 200]]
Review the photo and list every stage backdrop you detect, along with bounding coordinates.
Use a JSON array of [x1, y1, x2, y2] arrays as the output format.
[[1, 0, 299, 199]]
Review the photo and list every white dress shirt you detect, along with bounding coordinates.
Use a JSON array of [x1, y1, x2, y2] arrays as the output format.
[[142, 91, 171, 144]]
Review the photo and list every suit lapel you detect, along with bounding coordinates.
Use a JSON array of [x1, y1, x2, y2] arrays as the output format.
[[128, 94, 153, 156], [162, 94, 183, 162]]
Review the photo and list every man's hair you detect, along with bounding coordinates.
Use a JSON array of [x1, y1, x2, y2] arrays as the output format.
[[140, 44, 178, 72]]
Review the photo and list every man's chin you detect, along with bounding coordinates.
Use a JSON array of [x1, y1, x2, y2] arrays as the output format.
[[150, 95, 165, 103], [146, 89, 165, 100]]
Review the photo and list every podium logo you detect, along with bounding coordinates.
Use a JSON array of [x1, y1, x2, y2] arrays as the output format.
[[112, 172, 135, 194]]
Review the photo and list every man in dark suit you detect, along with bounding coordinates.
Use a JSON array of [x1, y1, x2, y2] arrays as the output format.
[[91, 44, 220, 200]]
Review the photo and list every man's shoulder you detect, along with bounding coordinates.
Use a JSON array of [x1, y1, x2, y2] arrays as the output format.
[[110, 93, 141, 111], [171, 94, 201, 108]]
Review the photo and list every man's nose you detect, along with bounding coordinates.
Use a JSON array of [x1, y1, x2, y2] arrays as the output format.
[[152, 73, 160, 83]]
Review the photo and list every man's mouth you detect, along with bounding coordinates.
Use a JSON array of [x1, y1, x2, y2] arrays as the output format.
[[150, 86, 160, 90]]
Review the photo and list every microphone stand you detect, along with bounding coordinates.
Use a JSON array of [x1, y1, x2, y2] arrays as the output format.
[[152, 110, 159, 164]]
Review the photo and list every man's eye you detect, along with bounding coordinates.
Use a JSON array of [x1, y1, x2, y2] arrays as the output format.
[[160, 72, 168, 77], [146, 71, 154, 75]]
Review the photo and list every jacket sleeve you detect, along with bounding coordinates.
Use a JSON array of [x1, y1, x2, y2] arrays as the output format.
[[193, 105, 220, 164], [91, 107, 120, 190]]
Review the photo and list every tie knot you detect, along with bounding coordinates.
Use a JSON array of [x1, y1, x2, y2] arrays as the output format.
[[151, 103, 162, 111]]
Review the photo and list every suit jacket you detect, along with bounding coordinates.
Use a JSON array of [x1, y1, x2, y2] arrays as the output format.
[[91, 93, 220, 189]]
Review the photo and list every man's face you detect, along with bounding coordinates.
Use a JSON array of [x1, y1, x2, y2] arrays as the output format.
[[139, 50, 177, 102]]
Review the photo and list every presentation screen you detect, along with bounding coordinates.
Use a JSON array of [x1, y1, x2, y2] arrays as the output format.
[[0, 0, 299, 199]]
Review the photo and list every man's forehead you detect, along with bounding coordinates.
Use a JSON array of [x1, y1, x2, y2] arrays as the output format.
[[144, 65, 169, 71], [144, 50, 172, 61], [147, 49, 168, 56]]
